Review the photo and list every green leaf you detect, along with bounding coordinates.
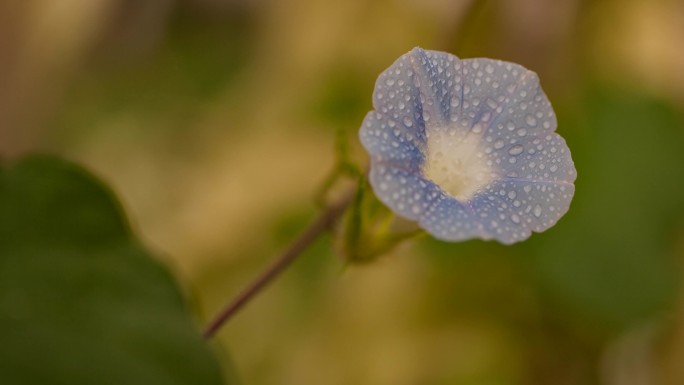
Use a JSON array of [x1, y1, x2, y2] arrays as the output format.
[[0, 155, 229, 385]]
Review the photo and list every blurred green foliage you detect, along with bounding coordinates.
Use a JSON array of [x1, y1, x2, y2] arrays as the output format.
[[54, 11, 253, 144], [0, 156, 229, 385], [534, 88, 684, 332], [3, 1, 684, 384]]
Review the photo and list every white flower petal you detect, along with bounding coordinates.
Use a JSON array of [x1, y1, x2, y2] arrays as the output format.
[[487, 132, 576, 183], [418, 197, 481, 242], [368, 164, 443, 221], [469, 178, 575, 243], [456, 58, 532, 136], [359, 111, 424, 172], [371, 52, 428, 142]]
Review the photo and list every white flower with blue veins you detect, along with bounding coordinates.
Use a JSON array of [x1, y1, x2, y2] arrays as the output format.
[[359, 47, 576, 244]]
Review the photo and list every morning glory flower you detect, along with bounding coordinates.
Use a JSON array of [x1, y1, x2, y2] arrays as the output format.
[[359, 47, 576, 244]]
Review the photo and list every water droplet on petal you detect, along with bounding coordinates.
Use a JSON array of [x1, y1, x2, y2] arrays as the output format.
[[403, 117, 413, 127], [525, 115, 537, 127], [533, 204, 542, 218], [508, 145, 524, 155]]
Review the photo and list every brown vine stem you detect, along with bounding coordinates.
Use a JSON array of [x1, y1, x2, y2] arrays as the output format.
[[202, 189, 356, 339]]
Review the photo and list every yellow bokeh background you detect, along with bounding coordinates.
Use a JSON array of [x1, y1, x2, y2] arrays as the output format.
[[2, 0, 684, 384]]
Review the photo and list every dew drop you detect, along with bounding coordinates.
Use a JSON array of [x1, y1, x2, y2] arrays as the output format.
[[511, 214, 520, 224], [525, 115, 537, 127], [494, 140, 505, 150], [450, 96, 460, 107], [508, 144, 524, 155], [403, 117, 413, 127], [533, 204, 542, 218], [385, 78, 395, 86]]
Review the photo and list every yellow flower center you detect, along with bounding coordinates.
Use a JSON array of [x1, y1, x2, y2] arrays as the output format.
[[423, 128, 496, 201]]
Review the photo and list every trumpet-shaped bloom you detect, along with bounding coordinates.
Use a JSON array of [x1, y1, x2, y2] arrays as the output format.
[[359, 47, 576, 244]]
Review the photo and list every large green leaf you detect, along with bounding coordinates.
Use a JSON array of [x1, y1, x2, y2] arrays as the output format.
[[0, 155, 228, 384]]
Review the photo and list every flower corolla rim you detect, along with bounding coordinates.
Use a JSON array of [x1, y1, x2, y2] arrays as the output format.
[[359, 47, 576, 244]]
